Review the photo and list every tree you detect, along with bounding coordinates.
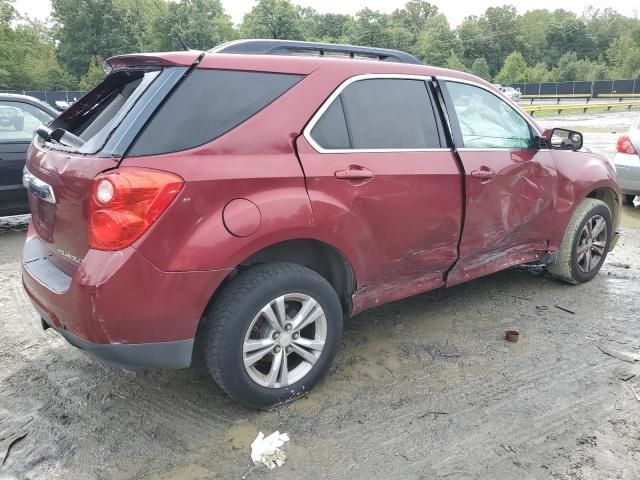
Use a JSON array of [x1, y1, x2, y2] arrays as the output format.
[[469, 57, 491, 80], [79, 56, 105, 90], [0, 0, 14, 25], [517, 10, 553, 66], [446, 52, 465, 71], [154, 0, 235, 51], [313, 13, 350, 42], [545, 16, 595, 65], [240, 0, 303, 40], [476, 6, 524, 75], [391, 0, 438, 36], [51, 0, 151, 78], [607, 28, 640, 78], [585, 7, 634, 58], [346, 8, 392, 48], [416, 14, 460, 67], [494, 51, 529, 84], [526, 63, 552, 82]]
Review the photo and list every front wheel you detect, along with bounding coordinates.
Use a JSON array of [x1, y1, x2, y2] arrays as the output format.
[[201, 262, 343, 409], [548, 198, 612, 284]]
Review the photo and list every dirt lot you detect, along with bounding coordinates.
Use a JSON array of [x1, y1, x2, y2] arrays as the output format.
[[2, 111, 640, 480]]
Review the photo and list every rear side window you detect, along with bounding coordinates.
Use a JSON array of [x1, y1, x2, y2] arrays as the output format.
[[310, 97, 350, 149], [310, 78, 441, 150], [129, 70, 303, 156]]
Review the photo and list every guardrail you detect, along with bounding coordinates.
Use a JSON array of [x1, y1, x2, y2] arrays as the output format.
[[521, 101, 640, 116], [521, 94, 640, 104]]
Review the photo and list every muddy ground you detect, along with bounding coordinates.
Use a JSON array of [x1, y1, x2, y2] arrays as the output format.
[[1, 111, 640, 480]]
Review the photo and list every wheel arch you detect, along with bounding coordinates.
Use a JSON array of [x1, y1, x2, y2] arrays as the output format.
[[586, 186, 620, 226], [203, 238, 356, 321]]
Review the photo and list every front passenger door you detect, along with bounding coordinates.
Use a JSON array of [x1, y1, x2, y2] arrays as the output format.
[[439, 79, 557, 286]]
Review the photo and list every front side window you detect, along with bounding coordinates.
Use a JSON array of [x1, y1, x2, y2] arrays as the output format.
[[445, 81, 534, 149], [0, 101, 54, 143], [310, 78, 441, 150]]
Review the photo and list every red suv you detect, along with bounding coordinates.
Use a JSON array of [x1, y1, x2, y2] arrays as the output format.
[[22, 40, 621, 408]]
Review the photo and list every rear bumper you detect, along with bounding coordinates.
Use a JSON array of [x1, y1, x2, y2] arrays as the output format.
[[22, 226, 230, 368], [41, 315, 194, 369]]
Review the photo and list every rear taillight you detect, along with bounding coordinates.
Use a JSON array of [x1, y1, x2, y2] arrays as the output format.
[[616, 135, 638, 155], [89, 168, 183, 251]]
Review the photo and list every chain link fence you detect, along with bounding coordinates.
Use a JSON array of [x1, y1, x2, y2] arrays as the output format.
[[509, 79, 640, 97]]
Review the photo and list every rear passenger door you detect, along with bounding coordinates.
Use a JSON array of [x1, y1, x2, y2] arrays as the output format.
[[295, 75, 463, 300]]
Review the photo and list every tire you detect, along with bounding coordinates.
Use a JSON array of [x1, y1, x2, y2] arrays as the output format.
[[200, 262, 343, 409], [548, 198, 612, 284]]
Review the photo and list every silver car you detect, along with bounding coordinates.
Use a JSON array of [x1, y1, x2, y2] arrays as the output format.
[[614, 116, 640, 204]]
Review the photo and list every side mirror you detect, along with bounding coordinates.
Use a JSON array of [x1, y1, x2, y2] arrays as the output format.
[[545, 128, 583, 151]]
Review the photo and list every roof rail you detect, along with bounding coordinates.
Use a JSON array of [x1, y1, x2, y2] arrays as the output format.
[[208, 39, 424, 65]]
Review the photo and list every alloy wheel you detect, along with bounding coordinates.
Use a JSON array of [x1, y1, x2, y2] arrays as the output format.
[[576, 214, 607, 273], [242, 293, 327, 388]]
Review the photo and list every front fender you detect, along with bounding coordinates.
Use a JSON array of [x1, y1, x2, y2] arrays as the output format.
[[550, 149, 621, 250]]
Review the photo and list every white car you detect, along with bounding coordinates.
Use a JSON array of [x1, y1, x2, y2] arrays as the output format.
[[613, 116, 640, 205], [501, 86, 521, 100]]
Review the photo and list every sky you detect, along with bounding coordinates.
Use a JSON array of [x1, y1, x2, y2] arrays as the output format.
[[13, 0, 640, 27]]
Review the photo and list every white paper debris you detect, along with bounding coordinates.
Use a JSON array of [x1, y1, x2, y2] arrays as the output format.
[[250, 431, 290, 470], [633, 196, 640, 208]]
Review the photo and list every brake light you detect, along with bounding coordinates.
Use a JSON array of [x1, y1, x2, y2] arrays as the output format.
[[616, 135, 638, 154], [89, 168, 183, 251]]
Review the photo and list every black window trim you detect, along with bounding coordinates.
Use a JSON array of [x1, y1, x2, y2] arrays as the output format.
[[436, 76, 545, 151], [304, 73, 449, 153]]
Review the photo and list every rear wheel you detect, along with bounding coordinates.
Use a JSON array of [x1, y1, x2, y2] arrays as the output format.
[[201, 262, 343, 409], [548, 198, 612, 284]]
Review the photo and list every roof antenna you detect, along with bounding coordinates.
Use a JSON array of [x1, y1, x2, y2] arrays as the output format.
[[151, 0, 191, 51]]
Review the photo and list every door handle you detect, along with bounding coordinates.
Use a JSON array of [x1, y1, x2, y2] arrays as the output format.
[[470, 168, 497, 180], [334, 166, 374, 180]]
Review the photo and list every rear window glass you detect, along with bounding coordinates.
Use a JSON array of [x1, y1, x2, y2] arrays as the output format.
[[128, 69, 303, 156], [310, 78, 441, 150], [50, 70, 160, 154]]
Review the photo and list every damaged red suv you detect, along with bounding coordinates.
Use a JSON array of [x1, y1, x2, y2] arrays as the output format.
[[22, 40, 621, 408]]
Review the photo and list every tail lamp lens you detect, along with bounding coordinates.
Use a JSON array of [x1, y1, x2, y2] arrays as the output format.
[[89, 168, 183, 251], [616, 135, 638, 155]]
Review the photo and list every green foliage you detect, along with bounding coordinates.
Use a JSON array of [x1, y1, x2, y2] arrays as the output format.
[[155, 0, 235, 51], [469, 57, 491, 80], [79, 56, 105, 91], [2, 0, 640, 91], [607, 27, 640, 78], [446, 52, 465, 72], [416, 14, 460, 67], [0, 0, 14, 25], [346, 8, 392, 48], [240, 0, 303, 40], [494, 51, 529, 84]]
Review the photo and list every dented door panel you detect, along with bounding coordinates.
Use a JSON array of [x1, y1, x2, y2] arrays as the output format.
[[447, 149, 557, 286]]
